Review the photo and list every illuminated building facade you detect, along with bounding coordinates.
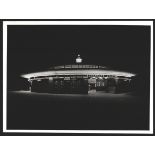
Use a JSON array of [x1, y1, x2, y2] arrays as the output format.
[[21, 55, 136, 94]]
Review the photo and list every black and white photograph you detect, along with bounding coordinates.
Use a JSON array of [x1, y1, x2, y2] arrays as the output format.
[[1, 20, 154, 135], [1, 0, 155, 154]]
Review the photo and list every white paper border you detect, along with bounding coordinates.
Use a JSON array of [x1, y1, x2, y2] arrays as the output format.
[[3, 21, 153, 134]]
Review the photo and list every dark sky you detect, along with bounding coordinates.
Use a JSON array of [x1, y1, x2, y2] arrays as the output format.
[[7, 25, 150, 77]]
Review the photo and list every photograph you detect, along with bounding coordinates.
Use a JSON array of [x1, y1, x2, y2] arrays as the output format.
[[2, 20, 153, 134]]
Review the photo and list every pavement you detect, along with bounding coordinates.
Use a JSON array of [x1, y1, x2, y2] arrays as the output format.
[[6, 90, 149, 130]]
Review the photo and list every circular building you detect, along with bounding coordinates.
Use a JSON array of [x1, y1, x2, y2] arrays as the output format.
[[21, 55, 136, 94]]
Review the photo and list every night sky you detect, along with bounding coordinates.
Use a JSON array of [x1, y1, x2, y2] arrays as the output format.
[[7, 25, 150, 80], [3, 23, 151, 132]]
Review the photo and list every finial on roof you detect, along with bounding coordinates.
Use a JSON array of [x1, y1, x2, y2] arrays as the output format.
[[76, 54, 82, 63]]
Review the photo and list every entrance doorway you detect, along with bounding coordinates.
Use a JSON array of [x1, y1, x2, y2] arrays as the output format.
[[88, 77, 96, 94]]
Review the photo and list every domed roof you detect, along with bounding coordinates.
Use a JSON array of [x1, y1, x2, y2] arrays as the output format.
[[21, 64, 136, 79]]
